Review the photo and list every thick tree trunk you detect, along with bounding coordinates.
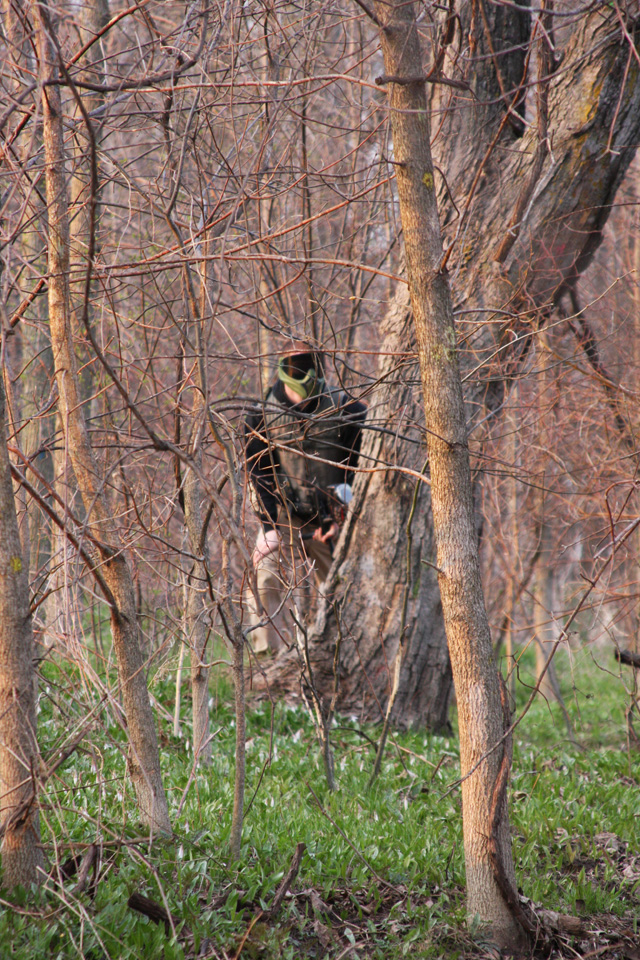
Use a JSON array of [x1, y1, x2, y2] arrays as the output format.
[[0, 377, 44, 888], [253, 283, 452, 729], [35, 3, 170, 833], [372, 0, 524, 948], [438, 3, 640, 405], [318, 293, 452, 730], [254, 2, 640, 730]]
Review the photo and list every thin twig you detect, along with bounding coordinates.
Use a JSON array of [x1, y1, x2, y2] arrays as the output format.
[[351, 0, 383, 28], [268, 842, 306, 915], [306, 783, 399, 895]]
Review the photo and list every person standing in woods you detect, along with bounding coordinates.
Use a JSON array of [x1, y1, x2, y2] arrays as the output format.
[[245, 342, 367, 654]]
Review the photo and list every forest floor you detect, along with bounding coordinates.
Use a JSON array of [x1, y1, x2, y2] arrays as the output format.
[[1, 642, 639, 959]]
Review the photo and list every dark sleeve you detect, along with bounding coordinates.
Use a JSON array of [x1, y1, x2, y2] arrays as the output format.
[[340, 398, 367, 485], [244, 404, 281, 530]]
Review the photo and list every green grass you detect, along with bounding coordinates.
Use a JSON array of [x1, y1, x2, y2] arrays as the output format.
[[1, 645, 638, 958]]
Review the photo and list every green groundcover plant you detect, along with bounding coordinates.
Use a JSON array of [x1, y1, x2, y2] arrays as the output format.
[[1, 644, 638, 959]]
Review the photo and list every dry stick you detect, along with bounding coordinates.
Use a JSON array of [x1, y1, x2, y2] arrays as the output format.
[[74, 844, 98, 896], [8, 445, 117, 556], [307, 783, 400, 896], [300, 73, 317, 340], [370, 459, 426, 785], [561, 291, 640, 743], [159, 17, 250, 847], [52, 1, 209, 95], [56, 46, 249, 573], [234, 851, 308, 960], [44, 11, 206, 832], [268, 842, 306, 915], [233, 911, 264, 960], [493, 541, 542, 656], [160, 49, 250, 839], [127, 893, 176, 937], [242, 704, 275, 820], [8, 278, 47, 328], [351, 0, 383, 28], [230, 627, 246, 861], [176, 728, 221, 819], [616, 649, 640, 670], [215, 598, 246, 863], [532, 633, 578, 746], [375, 73, 469, 91]]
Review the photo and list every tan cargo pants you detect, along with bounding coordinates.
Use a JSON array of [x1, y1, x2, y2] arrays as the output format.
[[246, 513, 334, 655]]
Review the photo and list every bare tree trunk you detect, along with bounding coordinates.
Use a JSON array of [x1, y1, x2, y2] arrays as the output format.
[[230, 628, 246, 861], [633, 206, 640, 658], [0, 377, 44, 888], [69, 0, 109, 276], [534, 500, 560, 702], [254, 283, 453, 729], [1, 0, 55, 653], [534, 340, 559, 703], [35, 2, 170, 834], [371, 0, 524, 948], [43, 0, 110, 650], [505, 390, 519, 700], [183, 410, 212, 766], [255, 1, 640, 730], [69, 0, 108, 413], [1, 0, 34, 571]]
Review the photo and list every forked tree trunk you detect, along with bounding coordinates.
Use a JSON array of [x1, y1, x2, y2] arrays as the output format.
[[0, 377, 44, 888], [35, 3, 170, 833], [372, 0, 524, 948], [254, 2, 640, 733]]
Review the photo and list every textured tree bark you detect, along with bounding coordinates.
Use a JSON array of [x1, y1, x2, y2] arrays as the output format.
[[371, 0, 524, 948], [2, 0, 34, 573], [69, 0, 109, 283], [319, 289, 453, 730], [253, 282, 452, 729], [254, 0, 640, 734], [437, 3, 640, 404], [35, 3, 171, 833], [0, 377, 44, 888]]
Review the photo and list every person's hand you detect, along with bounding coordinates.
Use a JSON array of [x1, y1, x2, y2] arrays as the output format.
[[253, 529, 281, 565], [312, 521, 340, 544]]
